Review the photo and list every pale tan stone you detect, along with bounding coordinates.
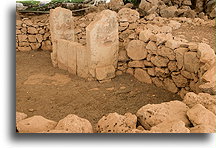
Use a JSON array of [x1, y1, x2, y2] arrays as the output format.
[[96, 65, 116, 81], [137, 101, 190, 130], [150, 55, 169, 67], [190, 124, 215, 133], [55, 114, 93, 133], [139, 30, 153, 43], [118, 8, 139, 23], [134, 68, 152, 84], [128, 61, 144, 68], [17, 35, 27, 42], [157, 46, 175, 60], [183, 52, 200, 73], [17, 115, 57, 133], [30, 43, 41, 50], [163, 78, 178, 93], [41, 40, 52, 51], [27, 27, 38, 34], [16, 112, 27, 123], [86, 10, 119, 80], [126, 40, 147, 60], [18, 46, 32, 51]]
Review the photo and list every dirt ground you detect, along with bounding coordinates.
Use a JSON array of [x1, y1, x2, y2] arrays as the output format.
[[172, 24, 216, 53], [16, 51, 182, 131]]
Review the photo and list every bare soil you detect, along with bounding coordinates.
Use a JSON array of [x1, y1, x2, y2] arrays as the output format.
[[16, 51, 181, 130]]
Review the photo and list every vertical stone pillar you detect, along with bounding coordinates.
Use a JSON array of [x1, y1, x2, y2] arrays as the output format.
[[86, 10, 119, 81], [49, 7, 74, 67]]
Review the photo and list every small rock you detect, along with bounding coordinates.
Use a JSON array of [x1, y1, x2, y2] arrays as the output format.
[[134, 68, 152, 84]]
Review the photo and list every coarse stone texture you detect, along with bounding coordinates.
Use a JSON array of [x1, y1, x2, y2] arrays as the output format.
[[95, 65, 116, 81], [139, 0, 159, 14], [134, 68, 152, 84], [163, 78, 178, 93], [197, 43, 215, 64], [118, 49, 129, 62], [16, 112, 27, 123], [152, 33, 173, 45], [128, 61, 144, 68], [157, 46, 175, 60], [150, 56, 169, 67], [150, 120, 190, 133], [160, 6, 178, 18], [183, 52, 200, 73], [174, 47, 189, 69], [139, 30, 153, 43], [97, 112, 137, 133], [118, 8, 140, 23], [187, 104, 216, 128], [126, 40, 147, 60], [190, 124, 216, 133], [17, 35, 28, 42], [183, 92, 216, 114], [168, 20, 181, 30], [146, 41, 158, 55], [30, 43, 41, 50], [27, 27, 38, 34], [172, 74, 188, 87], [165, 39, 180, 49], [55, 114, 93, 133], [17, 115, 57, 133], [41, 40, 52, 51], [168, 61, 178, 72], [86, 10, 119, 80], [136, 101, 190, 130], [49, 7, 75, 67], [152, 77, 164, 87]]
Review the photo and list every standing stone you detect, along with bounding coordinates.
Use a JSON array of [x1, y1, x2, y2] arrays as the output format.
[[86, 10, 119, 80], [49, 7, 74, 67]]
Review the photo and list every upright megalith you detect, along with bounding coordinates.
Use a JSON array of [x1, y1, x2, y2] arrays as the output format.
[[86, 10, 119, 81], [49, 7, 75, 67]]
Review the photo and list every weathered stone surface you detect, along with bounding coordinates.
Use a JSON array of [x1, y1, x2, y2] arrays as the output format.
[[151, 120, 190, 133], [187, 104, 216, 128], [155, 67, 169, 78], [126, 40, 147, 60], [197, 43, 215, 66], [55, 114, 93, 133], [126, 68, 134, 75], [118, 49, 129, 62], [172, 74, 188, 87], [76, 45, 89, 78], [19, 42, 30, 47], [165, 39, 180, 49], [17, 115, 57, 133], [96, 65, 115, 81], [147, 68, 155, 76], [160, 6, 178, 18], [28, 35, 37, 43], [152, 77, 164, 87], [50, 7, 74, 67], [139, 30, 153, 43], [183, 52, 200, 73], [174, 47, 188, 69], [87, 10, 119, 80], [183, 92, 216, 114], [143, 60, 154, 67], [17, 35, 28, 42], [150, 56, 169, 67], [41, 40, 52, 51], [118, 8, 140, 23], [30, 43, 41, 50], [152, 33, 173, 45], [190, 124, 215, 133], [97, 112, 137, 133], [136, 101, 190, 130], [168, 61, 178, 72], [134, 68, 152, 84], [16, 112, 27, 123], [108, 0, 124, 11], [27, 27, 38, 34], [139, 0, 159, 14], [163, 78, 178, 93], [157, 46, 175, 60], [168, 20, 181, 30], [146, 41, 157, 55], [36, 34, 43, 43], [128, 61, 144, 68]]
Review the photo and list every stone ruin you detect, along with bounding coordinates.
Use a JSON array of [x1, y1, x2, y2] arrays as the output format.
[[16, 6, 216, 133]]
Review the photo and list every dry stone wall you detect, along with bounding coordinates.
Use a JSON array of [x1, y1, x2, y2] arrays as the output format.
[[16, 14, 52, 52]]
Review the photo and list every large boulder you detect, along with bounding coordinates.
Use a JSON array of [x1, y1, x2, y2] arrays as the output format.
[[97, 112, 137, 133], [183, 92, 216, 114], [136, 101, 190, 130], [55, 114, 93, 133], [17, 115, 57, 133], [151, 120, 190, 133], [187, 104, 216, 128]]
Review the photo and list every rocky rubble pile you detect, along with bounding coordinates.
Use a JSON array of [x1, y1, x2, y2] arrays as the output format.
[[16, 92, 216, 133], [16, 14, 52, 51]]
